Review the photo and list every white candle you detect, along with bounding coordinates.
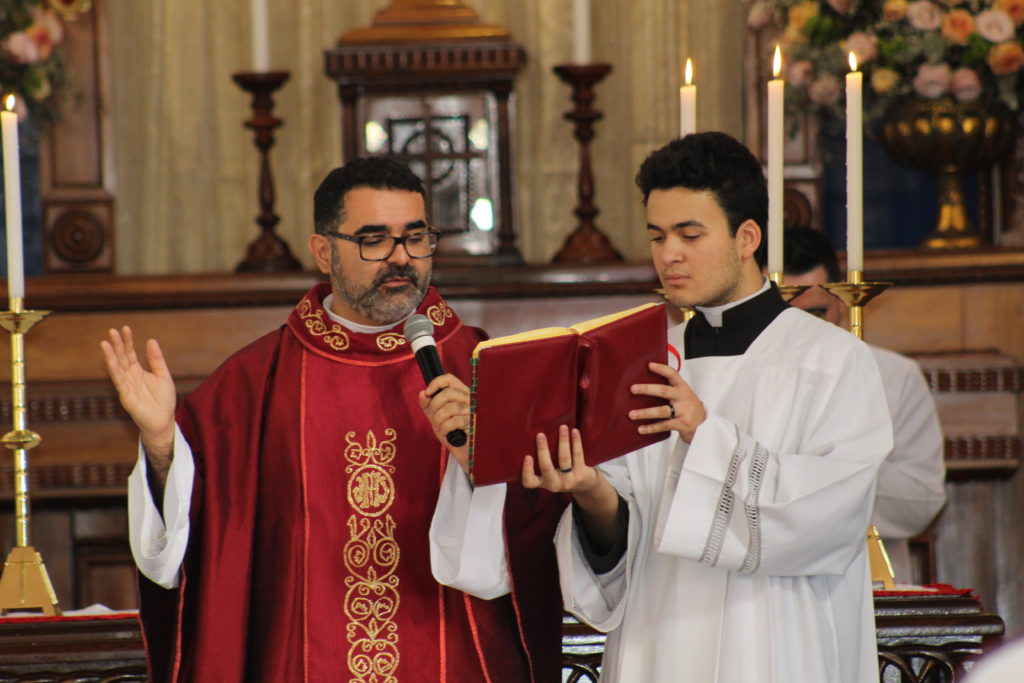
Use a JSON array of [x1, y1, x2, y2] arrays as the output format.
[[251, 0, 269, 72], [1, 96, 24, 304], [767, 45, 784, 276], [679, 58, 696, 138], [572, 0, 591, 64], [846, 52, 864, 274]]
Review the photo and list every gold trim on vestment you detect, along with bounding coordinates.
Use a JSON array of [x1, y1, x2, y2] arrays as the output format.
[[426, 302, 454, 328], [298, 299, 350, 351], [376, 333, 406, 352], [343, 429, 400, 682]]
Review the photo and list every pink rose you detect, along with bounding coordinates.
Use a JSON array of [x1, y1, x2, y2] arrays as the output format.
[[34, 9, 64, 46], [809, 74, 842, 105], [826, 0, 852, 14], [788, 60, 815, 87], [950, 67, 982, 101], [912, 62, 952, 98], [975, 10, 1015, 42], [941, 9, 976, 45], [747, 0, 775, 29], [988, 41, 1024, 75], [906, 1, 943, 30], [2, 32, 40, 65], [845, 32, 878, 64]]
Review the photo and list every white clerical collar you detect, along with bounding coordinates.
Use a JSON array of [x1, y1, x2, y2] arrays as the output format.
[[322, 293, 409, 334], [695, 278, 771, 328]]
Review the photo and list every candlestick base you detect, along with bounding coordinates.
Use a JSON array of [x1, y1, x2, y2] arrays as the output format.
[[867, 526, 896, 590], [0, 545, 61, 615]]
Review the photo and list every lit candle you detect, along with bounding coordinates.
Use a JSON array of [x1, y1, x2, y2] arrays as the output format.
[[1, 95, 24, 304], [679, 58, 696, 138], [846, 51, 863, 274], [572, 0, 591, 64], [767, 45, 784, 276], [251, 0, 269, 72]]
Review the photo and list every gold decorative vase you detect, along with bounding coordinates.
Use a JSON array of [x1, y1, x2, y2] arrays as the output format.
[[876, 97, 1016, 249]]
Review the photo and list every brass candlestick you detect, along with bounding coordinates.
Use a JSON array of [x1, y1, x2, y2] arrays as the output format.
[[820, 271, 896, 587], [820, 270, 891, 340], [0, 297, 59, 615]]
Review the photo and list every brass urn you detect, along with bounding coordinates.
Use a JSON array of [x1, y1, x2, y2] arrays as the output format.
[[876, 97, 1017, 249]]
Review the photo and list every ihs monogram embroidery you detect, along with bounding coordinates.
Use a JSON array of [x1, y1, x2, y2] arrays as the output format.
[[343, 429, 400, 682]]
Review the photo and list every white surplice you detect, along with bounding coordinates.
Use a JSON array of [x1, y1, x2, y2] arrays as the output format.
[[555, 308, 893, 682], [868, 345, 946, 582]]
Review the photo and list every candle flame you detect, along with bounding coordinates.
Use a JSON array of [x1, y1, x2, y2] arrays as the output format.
[[685, 58, 693, 86], [848, 51, 858, 72], [3, 95, 13, 112], [772, 45, 782, 79]]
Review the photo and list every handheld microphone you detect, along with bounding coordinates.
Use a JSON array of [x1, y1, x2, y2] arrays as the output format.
[[403, 314, 468, 447]]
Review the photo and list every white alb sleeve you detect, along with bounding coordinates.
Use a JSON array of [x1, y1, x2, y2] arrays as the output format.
[[429, 454, 510, 599], [127, 425, 195, 589]]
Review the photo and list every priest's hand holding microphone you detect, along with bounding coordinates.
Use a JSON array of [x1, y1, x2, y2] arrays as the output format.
[[406, 315, 474, 473]]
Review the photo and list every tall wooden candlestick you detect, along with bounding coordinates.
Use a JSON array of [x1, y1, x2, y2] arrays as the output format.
[[552, 64, 622, 264], [232, 71, 302, 272]]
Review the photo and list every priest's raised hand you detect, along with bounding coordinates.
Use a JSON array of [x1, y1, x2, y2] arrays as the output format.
[[100, 326, 177, 491]]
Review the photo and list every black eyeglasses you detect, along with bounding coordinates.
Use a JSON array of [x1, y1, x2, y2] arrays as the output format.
[[324, 228, 441, 261]]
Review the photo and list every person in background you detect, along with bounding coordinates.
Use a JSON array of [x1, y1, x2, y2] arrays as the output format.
[[782, 226, 946, 583]]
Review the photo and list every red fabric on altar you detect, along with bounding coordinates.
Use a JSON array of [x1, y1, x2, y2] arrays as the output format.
[[137, 284, 567, 683]]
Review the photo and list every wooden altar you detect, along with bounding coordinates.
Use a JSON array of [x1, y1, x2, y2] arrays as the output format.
[[0, 590, 1003, 682]]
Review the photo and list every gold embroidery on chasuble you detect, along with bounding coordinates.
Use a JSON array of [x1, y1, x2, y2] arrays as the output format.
[[376, 333, 406, 352], [426, 302, 454, 328], [343, 429, 401, 682], [298, 299, 350, 351]]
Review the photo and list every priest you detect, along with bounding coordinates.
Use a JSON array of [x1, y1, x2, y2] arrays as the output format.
[[424, 133, 894, 682], [101, 157, 565, 682]]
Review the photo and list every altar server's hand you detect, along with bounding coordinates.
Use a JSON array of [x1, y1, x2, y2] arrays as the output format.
[[629, 361, 706, 443], [419, 374, 471, 472], [100, 326, 177, 462]]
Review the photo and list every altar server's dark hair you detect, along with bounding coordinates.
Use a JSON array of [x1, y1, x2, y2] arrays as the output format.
[[636, 132, 768, 267], [783, 226, 841, 282]]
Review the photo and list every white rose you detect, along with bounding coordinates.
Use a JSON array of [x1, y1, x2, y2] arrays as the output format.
[[976, 9, 1015, 43], [906, 1, 944, 30]]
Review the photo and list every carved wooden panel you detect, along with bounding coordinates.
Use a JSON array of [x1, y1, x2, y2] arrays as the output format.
[[39, 0, 115, 273]]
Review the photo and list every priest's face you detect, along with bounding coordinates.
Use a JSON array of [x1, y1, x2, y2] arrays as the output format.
[[647, 187, 762, 309], [783, 265, 843, 325], [311, 187, 432, 326]]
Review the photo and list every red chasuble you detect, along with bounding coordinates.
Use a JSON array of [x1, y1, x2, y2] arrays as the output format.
[[138, 284, 567, 683]]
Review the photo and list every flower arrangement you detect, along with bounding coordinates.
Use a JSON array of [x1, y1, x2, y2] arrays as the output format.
[[748, 0, 1024, 123], [0, 0, 69, 122]]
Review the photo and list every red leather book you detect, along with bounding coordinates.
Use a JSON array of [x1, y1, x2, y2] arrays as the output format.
[[469, 302, 670, 485]]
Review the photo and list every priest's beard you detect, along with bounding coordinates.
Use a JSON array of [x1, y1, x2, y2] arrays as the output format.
[[329, 245, 432, 325]]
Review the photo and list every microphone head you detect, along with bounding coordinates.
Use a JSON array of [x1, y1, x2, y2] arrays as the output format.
[[403, 314, 434, 343]]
